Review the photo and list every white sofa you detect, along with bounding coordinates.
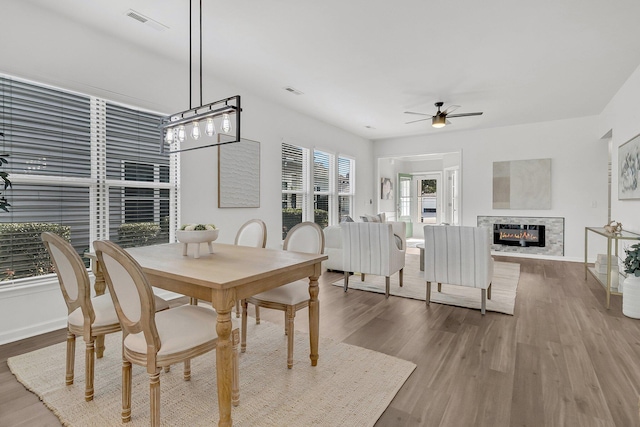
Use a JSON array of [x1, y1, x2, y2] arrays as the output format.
[[323, 221, 407, 271]]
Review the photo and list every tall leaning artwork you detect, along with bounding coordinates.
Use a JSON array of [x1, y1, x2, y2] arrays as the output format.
[[493, 158, 551, 209]]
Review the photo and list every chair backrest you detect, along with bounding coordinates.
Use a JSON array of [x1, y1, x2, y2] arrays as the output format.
[[341, 222, 398, 276], [235, 219, 267, 248], [283, 222, 324, 255], [41, 232, 93, 320], [423, 225, 493, 289], [93, 240, 159, 346]]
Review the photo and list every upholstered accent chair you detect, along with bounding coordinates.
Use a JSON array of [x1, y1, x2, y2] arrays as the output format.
[[241, 221, 324, 369], [423, 225, 494, 315], [341, 222, 406, 298], [233, 219, 267, 317], [94, 240, 240, 425], [41, 232, 170, 402]]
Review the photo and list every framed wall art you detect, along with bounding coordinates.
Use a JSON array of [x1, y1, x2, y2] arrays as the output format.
[[493, 158, 551, 209], [218, 134, 260, 208], [618, 133, 640, 200]]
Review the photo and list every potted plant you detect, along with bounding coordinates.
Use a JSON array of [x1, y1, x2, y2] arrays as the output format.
[[622, 242, 640, 318]]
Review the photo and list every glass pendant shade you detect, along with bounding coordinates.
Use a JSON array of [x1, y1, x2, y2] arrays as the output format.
[[205, 117, 216, 136], [221, 113, 232, 133], [177, 125, 186, 142], [165, 128, 174, 143], [191, 121, 201, 140]]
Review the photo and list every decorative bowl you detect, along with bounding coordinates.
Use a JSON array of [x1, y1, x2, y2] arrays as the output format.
[[176, 229, 219, 258], [176, 229, 219, 244]]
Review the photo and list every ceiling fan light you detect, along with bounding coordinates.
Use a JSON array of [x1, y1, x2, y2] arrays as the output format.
[[432, 115, 446, 128]]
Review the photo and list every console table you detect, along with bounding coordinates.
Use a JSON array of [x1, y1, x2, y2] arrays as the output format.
[[584, 227, 640, 309]]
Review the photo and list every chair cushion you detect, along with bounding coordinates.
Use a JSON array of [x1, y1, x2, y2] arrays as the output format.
[[251, 280, 310, 306], [124, 305, 238, 357], [68, 293, 119, 329]]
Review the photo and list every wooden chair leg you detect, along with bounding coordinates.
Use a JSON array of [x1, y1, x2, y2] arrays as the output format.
[[189, 297, 198, 305], [426, 281, 431, 305], [241, 299, 248, 353], [122, 360, 132, 423], [164, 366, 170, 373], [85, 339, 95, 401], [385, 276, 390, 299], [399, 268, 404, 287], [361, 273, 366, 281], [284, 311, 289, 335], [255, 305, 261, 324], [149, 369, 161, 427], [235, 299, 241, 318], [437, 283, 442, 292], [488, 283, 492, 300], [286, 307, 296, 369], [344, 271, 350, 292], [183, 359, 191, 381], [65, 331, 75, 386], [232, 329, 240, 407]]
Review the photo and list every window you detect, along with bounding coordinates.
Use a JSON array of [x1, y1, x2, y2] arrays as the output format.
[[0, 76, 178, 284], [281, 142, 354, 239], [313, 150, 333, 229], [282, 143, 308, 238], [338, 156, 354, 222]]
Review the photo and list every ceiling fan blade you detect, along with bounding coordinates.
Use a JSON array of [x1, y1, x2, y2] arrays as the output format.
[[405, 118, 431, 124], [446, 112, 483, 118], [442, 105, 460, 115], [446, 119, 452, 125], [404, 111, 431, 116]]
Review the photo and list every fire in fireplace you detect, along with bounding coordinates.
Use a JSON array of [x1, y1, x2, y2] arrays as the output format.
[[493, 224, 546, 247]]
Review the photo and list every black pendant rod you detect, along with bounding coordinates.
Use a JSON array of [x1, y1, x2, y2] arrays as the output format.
[[199, 0, 203, 107], [189, 0, 192, 110]]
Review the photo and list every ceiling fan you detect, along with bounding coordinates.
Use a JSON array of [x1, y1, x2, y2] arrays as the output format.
[[405, 102, 483, 128]]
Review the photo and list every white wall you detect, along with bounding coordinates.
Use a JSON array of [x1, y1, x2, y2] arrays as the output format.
[[374, 116, 609, 261], [0, 2, 374, 342], [599, 63, 640, 234]]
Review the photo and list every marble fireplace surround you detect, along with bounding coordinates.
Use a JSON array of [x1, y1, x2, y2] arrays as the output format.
[[477, 216, 565, 256]]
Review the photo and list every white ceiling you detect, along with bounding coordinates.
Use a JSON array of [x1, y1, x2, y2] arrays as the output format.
[[23, 0, 640, 140]]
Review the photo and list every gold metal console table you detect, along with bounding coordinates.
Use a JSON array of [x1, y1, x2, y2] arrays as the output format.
[[584, 227, 640, 309]]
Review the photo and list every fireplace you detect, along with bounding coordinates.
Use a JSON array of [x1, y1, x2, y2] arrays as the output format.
[[493, 224, 545, 247]]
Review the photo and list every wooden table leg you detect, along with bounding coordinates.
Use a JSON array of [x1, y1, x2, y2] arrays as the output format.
[[308, 268, 321, 367], [92, 260, 106, 358], [213, 291, 234, 427]]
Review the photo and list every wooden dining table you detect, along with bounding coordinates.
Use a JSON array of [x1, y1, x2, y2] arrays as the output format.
[[89, 242, 326, 427]]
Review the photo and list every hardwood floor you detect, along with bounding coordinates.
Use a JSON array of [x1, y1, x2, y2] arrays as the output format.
[[1, 255, 639, 426]]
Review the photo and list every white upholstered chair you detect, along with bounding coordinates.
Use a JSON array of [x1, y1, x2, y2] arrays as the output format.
[[341, 222, 406, 298], [241, 221, 324, 369], [423, 225, 494, 315], [234, 219, 267, 317], [94, 240, 239, 426], [41, 232, 170, 402]]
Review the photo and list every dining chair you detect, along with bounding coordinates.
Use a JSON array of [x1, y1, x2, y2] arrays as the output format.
[[234, 219, 267, 317], [241, 221, 324, 368], [94, 239, 240, 426], [42, 232, 170, 402]]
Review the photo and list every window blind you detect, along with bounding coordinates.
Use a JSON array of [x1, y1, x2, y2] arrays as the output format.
[[313, 150, 332, 228], [338, 156, 354, 221]]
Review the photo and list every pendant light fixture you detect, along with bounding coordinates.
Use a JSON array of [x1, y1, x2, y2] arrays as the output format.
[[160, 0, 241, 154]]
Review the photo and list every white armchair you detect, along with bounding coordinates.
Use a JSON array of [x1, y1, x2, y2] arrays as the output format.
[[423, 225, 494, 314], [341, 222, 406, 298]]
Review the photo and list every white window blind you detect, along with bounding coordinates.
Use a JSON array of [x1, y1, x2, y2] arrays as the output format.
[[282, 143, 308, 239], [0, 75, 179, 285], [313, 149, 333, 228], [338, 156, 354, 221]]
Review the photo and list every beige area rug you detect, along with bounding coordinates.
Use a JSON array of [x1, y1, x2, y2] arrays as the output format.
[[332, 254, 520, 315], [8, 320, 415, 426]]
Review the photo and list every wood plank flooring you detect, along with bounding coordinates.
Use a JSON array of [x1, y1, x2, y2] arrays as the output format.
[[1, 255, 640, 426]]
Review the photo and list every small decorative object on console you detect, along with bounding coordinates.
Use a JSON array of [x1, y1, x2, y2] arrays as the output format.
[[176, 223, 219, 258], [604, 221, 623, 234]]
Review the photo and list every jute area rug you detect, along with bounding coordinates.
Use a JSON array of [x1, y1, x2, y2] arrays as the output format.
[[332, 254, 520, 315], [8, 320, 416, 426]]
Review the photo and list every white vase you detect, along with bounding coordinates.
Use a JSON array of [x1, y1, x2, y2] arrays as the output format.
[[622, 275, 640, 319]]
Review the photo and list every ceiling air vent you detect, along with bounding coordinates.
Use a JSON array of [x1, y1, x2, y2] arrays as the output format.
[[125, 9, 169, 32], [284, 86, 304, 95]]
